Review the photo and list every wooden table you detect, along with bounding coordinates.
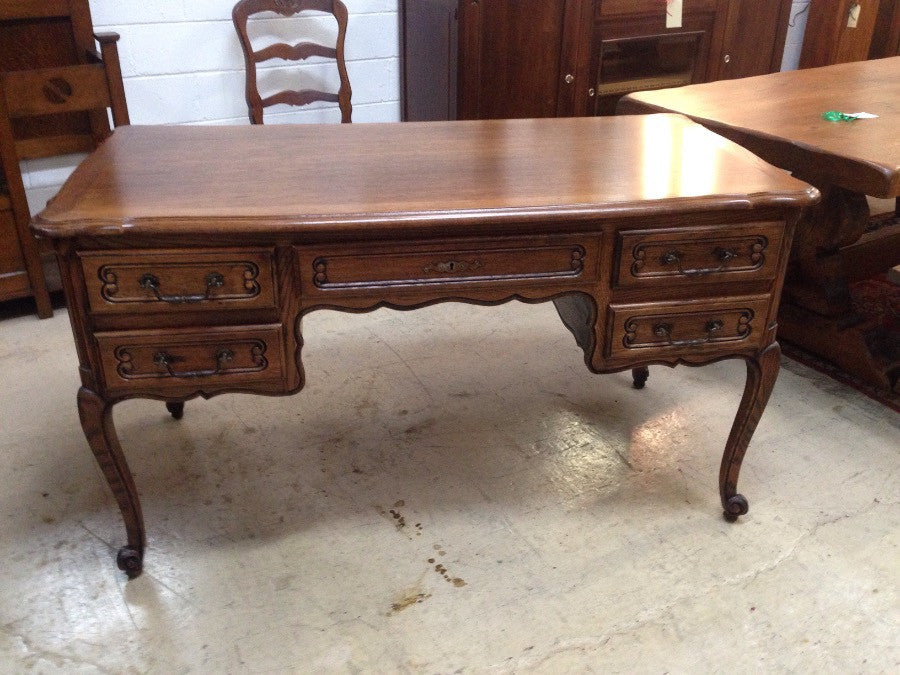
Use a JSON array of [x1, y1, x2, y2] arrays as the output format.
[[620, 57, 900, 393], [32, 116, 817, 577]]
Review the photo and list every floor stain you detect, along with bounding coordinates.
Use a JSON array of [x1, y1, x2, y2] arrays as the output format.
[[389, 587, 431, 615], [378, 501, 411, 532], [389, 509, 406, 529], [429, 545, 467, 588], [403, 418, 436, 435]]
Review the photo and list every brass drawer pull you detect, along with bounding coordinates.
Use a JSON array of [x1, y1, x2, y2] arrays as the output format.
[[138, 272, 225, 304], [652, 319, 725, 347], [153, 348, 235, 379], [659, 247, 740, 277]]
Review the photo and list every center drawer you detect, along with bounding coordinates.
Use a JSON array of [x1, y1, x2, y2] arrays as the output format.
[[94, 324, 285, 394], [297, 237, 596, 296]]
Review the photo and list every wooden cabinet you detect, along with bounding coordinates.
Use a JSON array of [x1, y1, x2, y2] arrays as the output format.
[[401, 0, 792, 120], [402, 0, 593, 120], [870, 0, 900, 58], [591, 0, 724, 115], [715, 0, 792, 79], [457, 0, 593, 119], [800, 0, 883, 68]]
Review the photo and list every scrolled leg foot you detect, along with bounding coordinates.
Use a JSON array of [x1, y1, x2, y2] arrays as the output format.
[[116, 546, 143, 578], [719, 343, 781, 521], [165, 402, 184, 420], [723, 494, 749, 522], [632, 367, 649, 389], [78, 387, 146, 574]]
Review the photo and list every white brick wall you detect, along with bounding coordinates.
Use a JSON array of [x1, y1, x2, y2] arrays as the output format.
[[20, 0, 401, 214]]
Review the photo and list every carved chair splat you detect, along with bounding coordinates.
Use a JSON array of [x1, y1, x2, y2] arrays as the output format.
[[232, 0, 352, 124]]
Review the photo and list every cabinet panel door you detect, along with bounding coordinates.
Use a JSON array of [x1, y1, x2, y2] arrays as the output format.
[[799, 0, 881, 68], [717, 0, 791, 79], [401, 0, 458, 121], [459, 0, 574, 119]]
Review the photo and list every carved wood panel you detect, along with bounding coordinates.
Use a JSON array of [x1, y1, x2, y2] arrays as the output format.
[[80, 249, 277, 314]]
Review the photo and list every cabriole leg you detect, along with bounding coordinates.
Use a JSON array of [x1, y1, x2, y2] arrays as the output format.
[[77, 387, 145, 577], [719, 343, 781, 521]]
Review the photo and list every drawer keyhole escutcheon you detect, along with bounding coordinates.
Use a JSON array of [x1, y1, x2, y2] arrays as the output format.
[[423, 259, 484, 275], [138, 272, 225, 304], [715, 247, 737, 263], [661, 250, 682, 266], [153, 348, 235, 379]]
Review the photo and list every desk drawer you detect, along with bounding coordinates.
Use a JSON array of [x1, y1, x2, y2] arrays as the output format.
[[80, 249, 277, 315], [615, 223, 783, 288], [300, 239, 593, 295], [95, 325, 285, 393], [607, 297, 769, 359]]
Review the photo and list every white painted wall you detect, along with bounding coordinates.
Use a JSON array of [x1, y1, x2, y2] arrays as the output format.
[[20, 0, 401, 215], [781, 0, 812, 71]]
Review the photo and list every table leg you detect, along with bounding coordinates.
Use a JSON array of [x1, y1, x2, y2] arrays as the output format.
[[77, 387, 145, 577], [165, 402, 185, 420], [631, 367, 649, 389], [719, 342, 780, 521], [780, 183, 898, 392]]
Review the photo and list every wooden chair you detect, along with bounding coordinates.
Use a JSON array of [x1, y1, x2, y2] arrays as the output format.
[[232, 0, 352, 124], [0, 1, 129, 318]]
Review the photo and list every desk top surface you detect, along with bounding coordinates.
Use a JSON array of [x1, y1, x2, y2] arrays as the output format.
[[34, 114, 816, 239], [623, 57, 900, 197]]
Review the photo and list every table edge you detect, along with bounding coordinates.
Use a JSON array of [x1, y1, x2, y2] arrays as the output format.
[[621, 95, 900, 199]]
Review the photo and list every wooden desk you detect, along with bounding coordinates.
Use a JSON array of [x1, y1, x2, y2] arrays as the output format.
[[620, 57, 900, 393], [32, 116, 817, 577]]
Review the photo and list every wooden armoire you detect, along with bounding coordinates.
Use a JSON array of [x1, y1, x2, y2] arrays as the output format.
[[401, 0, 793, 121], [800, 0, 900, 67]]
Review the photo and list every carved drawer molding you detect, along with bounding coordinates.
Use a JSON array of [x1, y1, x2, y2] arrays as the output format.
[[615, 223, 784, 288], [607, 296, 771, 359], [94, 324, 285, 394], [79, 248, 277, 314], [298, 238, 595, 295]]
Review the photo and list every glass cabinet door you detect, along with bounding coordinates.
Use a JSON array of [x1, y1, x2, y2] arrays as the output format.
[[594, 31, 704, 115]]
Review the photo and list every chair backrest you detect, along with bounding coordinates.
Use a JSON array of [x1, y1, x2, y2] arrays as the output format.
[[232, 0, 352, 124]]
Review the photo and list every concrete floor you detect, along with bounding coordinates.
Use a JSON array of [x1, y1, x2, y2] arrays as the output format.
[[0, 301, 897, 672]]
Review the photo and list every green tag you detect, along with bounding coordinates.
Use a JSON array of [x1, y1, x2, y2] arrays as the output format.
[[822, 111, 858, 122]]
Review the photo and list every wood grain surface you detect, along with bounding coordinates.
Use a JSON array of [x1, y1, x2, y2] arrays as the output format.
[[34, 115, 816, 238], [621, 57, 900, 197]]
